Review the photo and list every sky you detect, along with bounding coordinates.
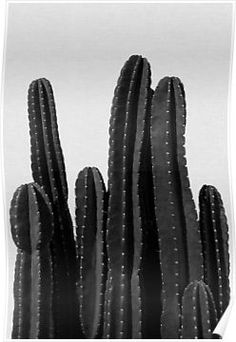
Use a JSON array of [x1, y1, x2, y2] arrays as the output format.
[[3, 2, 234, 338]]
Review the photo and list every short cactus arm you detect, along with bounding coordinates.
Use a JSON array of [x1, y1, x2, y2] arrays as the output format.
[[75, 167, 107, 338], [199, 185, 230, 318], [180, 280, 218, 339], [10, 184, 32, 253], [151, 76, 203, 338], [10, 183, 54, 338]]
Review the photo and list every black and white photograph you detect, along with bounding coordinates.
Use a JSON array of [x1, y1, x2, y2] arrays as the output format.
[[0, 1, 235, 340]]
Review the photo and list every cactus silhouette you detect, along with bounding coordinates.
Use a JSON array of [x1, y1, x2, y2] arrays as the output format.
[[199, 185, 230, 319], [180, 280, 218, 339], [9, 56, 230, 339], [75, 167, 107, 338], [10, 183, 54, 339]]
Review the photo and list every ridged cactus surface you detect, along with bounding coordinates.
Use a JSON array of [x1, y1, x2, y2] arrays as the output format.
[[9, 56, 230, 339]]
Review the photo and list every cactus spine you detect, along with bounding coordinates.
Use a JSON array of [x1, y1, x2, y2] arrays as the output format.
[[10, 183, 54, 338], [199, 185, 230, 319], [75, 167, 107, 338], [28, 78, 79, 338], [180, 280, 218, 339]]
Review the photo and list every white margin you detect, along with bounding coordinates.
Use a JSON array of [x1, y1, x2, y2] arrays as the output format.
[[0, 1, 236, 342], [218, 2, 236, 340], [0, 0, 9, 342]]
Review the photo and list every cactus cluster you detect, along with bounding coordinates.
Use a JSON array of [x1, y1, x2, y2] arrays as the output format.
[[9, 55, 230, 339]]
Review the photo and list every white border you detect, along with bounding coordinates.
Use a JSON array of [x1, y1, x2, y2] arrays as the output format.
[[0, 0, 9, 341], [0, 1, 235, 341], [219, 1, 236, 340]]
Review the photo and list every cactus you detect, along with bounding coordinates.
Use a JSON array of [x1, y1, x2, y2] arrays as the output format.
[[180, 280, 218, 339], [9, 56, 231, 340], [150, 76, 204, 338], [75, 167, 107, 338], [199, 185, 230, 319], [10, 183, 54, 339], [28, 78, 80, 338]]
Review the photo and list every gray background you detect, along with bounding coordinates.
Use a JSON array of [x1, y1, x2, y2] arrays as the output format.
[[3, 2, 233, 337]]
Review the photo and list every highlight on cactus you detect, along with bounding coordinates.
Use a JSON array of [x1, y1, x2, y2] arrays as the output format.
[[9, 55, 230, 339]]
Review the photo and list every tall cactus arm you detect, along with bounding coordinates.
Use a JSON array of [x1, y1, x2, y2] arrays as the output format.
[[180, 280, 218, 339], [10, 183, 54, 338], [150, 76, 203, 338], [105, 55, 152, 338], [28, 78, 67, 202], [75, 167, 107, 338], [199, 185, 230, 319], [28, 78, 79, 338]]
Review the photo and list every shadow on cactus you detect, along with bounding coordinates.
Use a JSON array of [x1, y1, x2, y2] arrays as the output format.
[[9, 55, 230, 339]]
